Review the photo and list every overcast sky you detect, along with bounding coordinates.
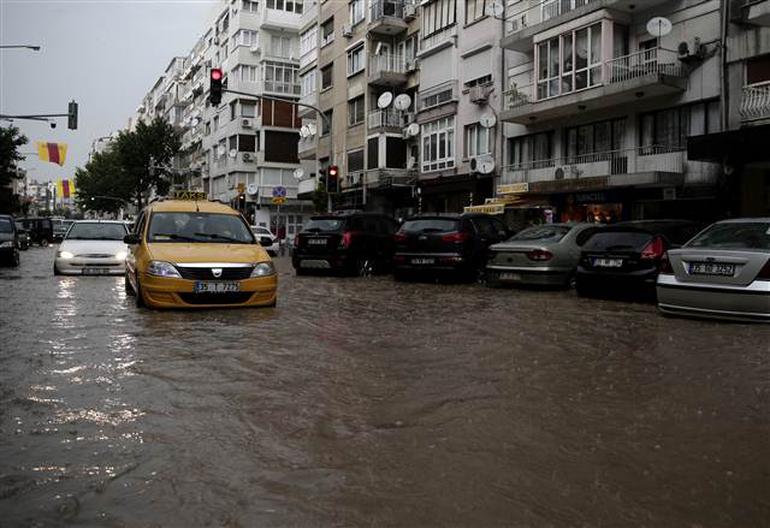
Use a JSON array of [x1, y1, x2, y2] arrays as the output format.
[[0, 0, 219, 184]]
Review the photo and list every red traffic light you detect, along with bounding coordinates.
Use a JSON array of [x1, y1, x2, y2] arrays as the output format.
[[210, 68, 223, 81], [328, 165, 339, 178]]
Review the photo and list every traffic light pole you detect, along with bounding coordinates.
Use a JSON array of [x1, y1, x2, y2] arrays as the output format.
[[0, 100, 78, 129]]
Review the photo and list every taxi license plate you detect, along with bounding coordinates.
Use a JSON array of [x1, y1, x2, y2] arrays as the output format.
[[82, 267, 110, 275], [593, 258, 623, 268], [689, 262, 735, 276], [412, 258, 435, 265], [194, 281, 240, 293]]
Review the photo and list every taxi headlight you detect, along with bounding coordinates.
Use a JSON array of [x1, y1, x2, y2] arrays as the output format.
[[57, 250, 74, 259], [115, 250, 128, 261], [250, 262, 275, 278], [147, 260, 181, 278]]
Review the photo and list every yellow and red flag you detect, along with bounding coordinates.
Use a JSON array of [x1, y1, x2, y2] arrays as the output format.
[[56, 179, 76, 199], [36, 141, 68, 166]]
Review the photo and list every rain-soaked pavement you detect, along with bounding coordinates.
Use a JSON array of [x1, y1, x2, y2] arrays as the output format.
[[0, 246, 768, 527]]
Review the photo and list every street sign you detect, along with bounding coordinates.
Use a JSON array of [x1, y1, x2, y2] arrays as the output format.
[[272, 186, 287, 198], [271, 196, 286, 205], [237, 182, 245, 194]]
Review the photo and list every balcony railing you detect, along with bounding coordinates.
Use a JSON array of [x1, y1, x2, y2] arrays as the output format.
[[419, 25, 456, 53], [740, 82, 770, 122], [368, 108, 404, 129], [370, 0, 404, 21], [505, 0, 599, 36], [504, 48, 684, 110], [369, 53, 407, 76], [263, 80, 301, 95]]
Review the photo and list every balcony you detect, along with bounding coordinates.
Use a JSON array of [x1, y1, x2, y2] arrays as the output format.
[[740, 82, 770, 122], [501, 147, 686, 192], [368, 108, 405, 131], [298, 135, 317, 160], [298, 91, 318, 118], [298, 177, 317, 196], [262, 7, 302, 31], [502, 49, 687, 124], [368, 53, 408, 86], [743, 0, 770, 26], [502, 0, 673, 51], [263, 79, 301, 96], [365, 168, 417, 189], [418, 25, 456, 58], [416, 79, 459, 113], [368, 0, 409, 36]]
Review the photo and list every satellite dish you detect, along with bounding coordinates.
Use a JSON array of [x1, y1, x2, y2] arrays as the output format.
[[394, 93, 412, 111], [228, 149, 237, 159], [490, 0, 504, 18], [293, 168, 305, 180], [191, 118, 200, 127], [478, 158, 495, 175], [647, 17, 672, 38], [247, 183, 259, 195], [307, 123, 317, 136], [406, 123, 420, 137], [377, 92, 394, 109], [300, 125, 310, 138], [479, 113, 497, 129]]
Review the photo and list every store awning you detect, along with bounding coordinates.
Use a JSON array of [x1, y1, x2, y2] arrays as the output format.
[[688, 124, 770, 164]]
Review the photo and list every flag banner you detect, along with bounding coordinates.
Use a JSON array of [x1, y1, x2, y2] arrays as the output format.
[[36, 141, 68, 166], [56, 179, 76, 199]]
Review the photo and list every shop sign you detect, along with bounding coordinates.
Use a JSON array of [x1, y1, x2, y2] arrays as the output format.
[[497, 182, 529, 195], [464, 204, 505, 215], [532, 176, 608, 194], [574, 192, 607, 204]]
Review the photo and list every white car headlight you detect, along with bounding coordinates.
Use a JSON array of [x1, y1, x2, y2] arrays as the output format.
[[250, 261, 275, 278], [147, 260, 181, 278], [0, 241, 14, 248], [57, 250, 74, 259], [115, 250, 128, 261]]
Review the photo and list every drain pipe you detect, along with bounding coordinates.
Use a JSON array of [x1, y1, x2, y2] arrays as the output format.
[[720, 0, 729, 132]]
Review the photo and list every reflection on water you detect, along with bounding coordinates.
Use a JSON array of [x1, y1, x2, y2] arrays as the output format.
[[0, 249, 768, 526]]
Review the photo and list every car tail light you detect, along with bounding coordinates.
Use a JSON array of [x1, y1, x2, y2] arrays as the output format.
[[441, 231, 470, 243], [293, 234, 300, 247], [757, 258, 770, 280], [640, 236, 665, 260], [339, 231, 354, 249], [526, 249, 553, 261], [394, 231, 408, 243], [659, 252, 674, 274], [393, 255, 406, 264]]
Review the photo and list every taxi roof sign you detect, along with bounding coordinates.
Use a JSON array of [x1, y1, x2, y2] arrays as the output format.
[[173, 190, 208, 201]]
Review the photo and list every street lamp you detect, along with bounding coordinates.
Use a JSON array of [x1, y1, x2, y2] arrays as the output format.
[[0, 45, 41, 51]]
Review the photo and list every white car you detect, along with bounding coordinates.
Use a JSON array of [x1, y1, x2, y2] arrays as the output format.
[[54, 220, 130, 276], [251, 226, 279, 255]]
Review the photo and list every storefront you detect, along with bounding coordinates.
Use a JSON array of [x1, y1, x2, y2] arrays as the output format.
[[419, 173, 494, 214]]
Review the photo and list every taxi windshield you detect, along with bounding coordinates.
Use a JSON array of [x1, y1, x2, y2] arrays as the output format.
[[148, 212, 255, 244]]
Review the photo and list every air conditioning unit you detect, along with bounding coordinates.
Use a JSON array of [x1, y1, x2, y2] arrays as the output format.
[[402, 112, 415, 124], [469, 85, 489, 104], [677, 37, 706, 63], [342, 25, 353, 38], [242, 152, 254, 162], [242, 118, 253, 128], [404, 3, 417, 20]]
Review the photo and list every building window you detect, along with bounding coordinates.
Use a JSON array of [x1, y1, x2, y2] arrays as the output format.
[[639, 107, 695, 154], [301, 69, 316, 96], [269, 34, 294, 58], [464, 74, 492, 88], [321, 17, 334, 47], [537, 22, 602, 100], [241, 101, 256, 117], [232, 29, 258, 48], [321, 109, 333, 135], [420, 86, 453, 110], [348, 96, 365, 126], [746, 54, 770, 85], [421, 116, 455, 172], [348, 148, 364, 172], [465, 0, 486, 24], [267, 0, 303, 14], [464, 124, 491, 158], [507, 132, 554, 168], [213, 116, 220, 130], [300, 26, 318, 57], [234, 64, 259, 83], [230, 101, 238, 120], [421, 0, 456, 38], [349, 0, 364, 25], [242, 0, 259, 13], [263, 61, 299, 94], [238, 134, 258, 152], [264, 131, 299, 162], [566, 117, 627, 161], [321, 63, 333, 90], [347, 44, 365, 76]]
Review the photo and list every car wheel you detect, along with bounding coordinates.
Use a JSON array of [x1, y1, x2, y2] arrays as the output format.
[[124, 273, 135, 295], [565, 273, 577, 290], [40, 238, 49, 247], [135, 276, 146, 308], [53, 263, 61, 276], [10, 250, 19, 267]]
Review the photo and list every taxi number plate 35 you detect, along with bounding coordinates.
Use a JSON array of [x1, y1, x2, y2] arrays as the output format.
[[194, 281, 240, 293]]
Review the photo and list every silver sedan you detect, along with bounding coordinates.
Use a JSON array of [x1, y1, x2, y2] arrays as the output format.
[[657, 218, 770, 323], [486, 223, 603, 288]]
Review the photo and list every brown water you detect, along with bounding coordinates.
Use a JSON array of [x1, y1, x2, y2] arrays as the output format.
[[1, 247, 768, 526]]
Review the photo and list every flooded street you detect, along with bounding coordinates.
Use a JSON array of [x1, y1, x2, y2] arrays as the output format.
[[1, 247, 768, 526]]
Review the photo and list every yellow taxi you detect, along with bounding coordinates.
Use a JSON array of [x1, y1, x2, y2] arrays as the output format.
[[124, 193, 277, 309]]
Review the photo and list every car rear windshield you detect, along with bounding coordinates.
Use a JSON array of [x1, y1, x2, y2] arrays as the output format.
[[66, 223, 127, 241], [401, 218, 459, 233], [686, 222, 770, 251], [148, 212, 255, 244], [510, 225, 570, 243], [0, 219, 13, 233], [582, 230, 653, 252], [303, 218, 344, 232]]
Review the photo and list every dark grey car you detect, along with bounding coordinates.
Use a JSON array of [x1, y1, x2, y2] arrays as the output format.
[[0, 215, 20, 267]]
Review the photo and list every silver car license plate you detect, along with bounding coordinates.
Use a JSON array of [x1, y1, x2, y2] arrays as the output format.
[[689, 262, 735, 276], [194, 281, 240, 293], [593, 258, 623, 268]]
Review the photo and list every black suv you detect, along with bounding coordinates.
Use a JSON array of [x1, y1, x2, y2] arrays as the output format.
[[0, 215, 20, 267], [293, 213, 398, 276], [393, 213, 510, 281]]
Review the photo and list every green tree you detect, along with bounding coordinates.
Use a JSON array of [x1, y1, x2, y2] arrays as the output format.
[[0, 126, 28, 214], [75, 148, 128, 214]]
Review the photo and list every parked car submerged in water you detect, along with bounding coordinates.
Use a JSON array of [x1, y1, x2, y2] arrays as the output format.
[[486, 223, 604, 288], [657, 218, 770, 323]]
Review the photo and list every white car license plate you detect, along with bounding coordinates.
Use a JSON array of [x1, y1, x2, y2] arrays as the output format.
[[82, 267, 110, 275], [412, 258, 435, 265], [689, 262, 735, 276], [307, 238, 326, 245], [194, 281, 240, 293], [499, 272, 522, 281], [593, 258, 623, 268]]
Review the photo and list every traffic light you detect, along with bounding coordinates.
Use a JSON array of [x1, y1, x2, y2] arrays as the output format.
[[328, 165, 339, 193], [237, 193, 246, 211], [209, 68, 223, 105], [68, 100, 78, 130]]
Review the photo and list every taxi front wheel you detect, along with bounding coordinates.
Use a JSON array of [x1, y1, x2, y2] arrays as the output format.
[[124, 274, 135, 296], [135, 276, 146, 308]]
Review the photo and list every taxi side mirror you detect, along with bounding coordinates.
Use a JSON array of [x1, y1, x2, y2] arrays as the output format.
[[124, 233, 140, 245], [258, 236, 272, 246]]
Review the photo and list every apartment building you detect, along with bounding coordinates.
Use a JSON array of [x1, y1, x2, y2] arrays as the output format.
[[687, 0, 770, 216], [135, 0, 314, 238], [499, 0, 725, 224]]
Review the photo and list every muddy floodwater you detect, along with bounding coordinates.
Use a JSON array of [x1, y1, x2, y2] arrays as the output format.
[[1, 247, 768, 526]]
